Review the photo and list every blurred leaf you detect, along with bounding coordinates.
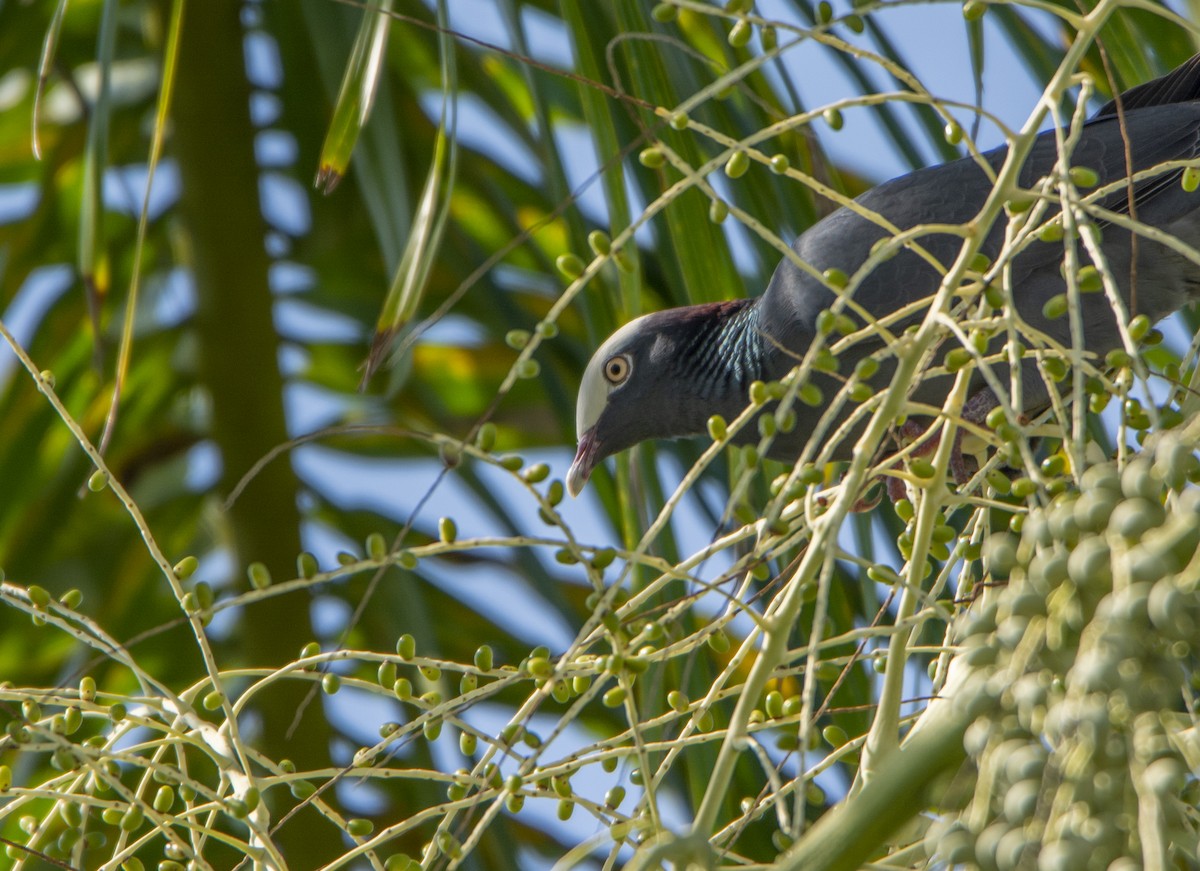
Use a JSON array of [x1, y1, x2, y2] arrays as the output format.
[[364, 0, 458, 385], [314, 0, 394, 193]]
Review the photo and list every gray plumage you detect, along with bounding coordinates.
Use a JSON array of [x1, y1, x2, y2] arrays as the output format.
[[568, 55, 1200, 497]]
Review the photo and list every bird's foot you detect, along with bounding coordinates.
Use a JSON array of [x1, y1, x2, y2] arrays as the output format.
[[859, 390, 1007, 510], [850, 478, 885, 513], [890, 389, 1002, 487], [893, 420, 974, 484]]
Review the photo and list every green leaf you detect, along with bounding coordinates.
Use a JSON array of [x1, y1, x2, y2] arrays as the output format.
[[314, 0, 395, 193]]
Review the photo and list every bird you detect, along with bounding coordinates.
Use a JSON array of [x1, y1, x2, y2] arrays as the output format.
[[568, 54, 1200, 500]]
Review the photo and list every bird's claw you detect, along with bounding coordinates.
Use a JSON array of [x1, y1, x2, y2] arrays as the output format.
[[850, 479, 885, 512]]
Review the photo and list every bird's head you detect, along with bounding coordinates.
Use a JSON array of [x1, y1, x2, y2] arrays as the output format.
[[568, 313, 670, 497], [567, 302, 758, 496]]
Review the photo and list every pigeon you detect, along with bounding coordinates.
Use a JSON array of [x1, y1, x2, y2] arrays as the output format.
[[568, 54, 1200, 499]]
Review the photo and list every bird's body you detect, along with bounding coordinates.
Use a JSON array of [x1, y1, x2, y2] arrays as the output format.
[[569, 55, 1200, 497]]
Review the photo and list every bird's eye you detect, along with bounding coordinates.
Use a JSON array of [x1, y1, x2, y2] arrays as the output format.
[[604, 354, 632, 385]]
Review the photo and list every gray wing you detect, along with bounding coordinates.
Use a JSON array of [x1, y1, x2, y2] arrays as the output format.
[[1094, 54, 1200, 117], [760, 101, 1200, 350], [752, 58, 1200, 460]]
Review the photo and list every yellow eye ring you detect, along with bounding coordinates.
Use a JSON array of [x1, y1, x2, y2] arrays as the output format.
[[604, 354, 632, 385]]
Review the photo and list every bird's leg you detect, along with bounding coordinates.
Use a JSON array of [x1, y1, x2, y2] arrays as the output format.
[[852, 420, 933, 509], [850, 479, 885, 513], [857, 389, 1009, 511], [884, 418, 929, 503], [886, 389, 1005, 494], [952, 388, 1006, 483]]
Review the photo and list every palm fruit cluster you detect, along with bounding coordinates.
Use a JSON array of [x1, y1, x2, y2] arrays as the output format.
[[926, 434, 1200, 870]]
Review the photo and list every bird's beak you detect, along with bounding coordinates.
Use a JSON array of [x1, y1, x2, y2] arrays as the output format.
[[567, 428, 601, 497]]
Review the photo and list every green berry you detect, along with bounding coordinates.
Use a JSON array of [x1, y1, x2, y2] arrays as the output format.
[[1042, 293, 1068, 319], [909, 458, 936, 479], [247, 562, 271, 589], [1069, 165, 1099, 187], [522, 463, 550, 483], [396, 634, 416, 660], [728, 19, 752, 47], [823, 725, 848, 746], [153, 785, 175, 813], [587, 230, 611, 255], [353, 536, 381, 565], [1038, 222, 1064, 243], [799, 382, 823, 407], [63, 706, 82, 732], [378, 661, 397, 688], [638, 147, 665, 169], [603, 686, 626, 707], [28, 585, 51, 609], [725, 151, 751, 179], [556, 252, 586, 279], [823, 268, 848, 289], [1077, 265, 1102, 292], [475, 422, 497, 451], [120, 805, 144, 832], [944, 347, 973, 371], [708, 414, 728, 441], [174, 556, 199, 583], [297, 551, 318, 579], [474, 645, 494, 671], [290, 780, 316, 800], [652, 2, 677, 22]]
